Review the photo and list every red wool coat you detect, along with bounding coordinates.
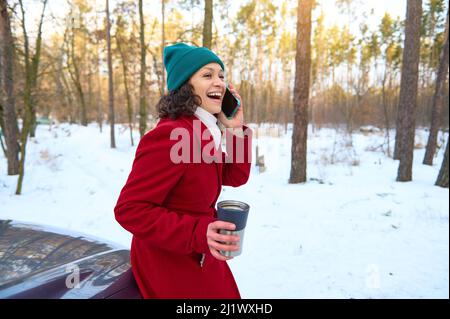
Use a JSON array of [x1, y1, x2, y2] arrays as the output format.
[[114, 115, 252, 299]]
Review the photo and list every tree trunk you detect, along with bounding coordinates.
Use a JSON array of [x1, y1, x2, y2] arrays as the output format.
[[15, 110, 31, 195], [203, 0, 212, 48], [396, 0, 422, 182], [94, 17, 103, 133], [68, 25, 87, 126], [345, 58, 354, 135], [139, 0, 147, 138], [435, 138, 449, 187], [267, 55, 274, 122], [0, 115, 7, 158], [16, 0, 47, 194], [117, 36, 134, 147], [52, 47, 69, 121], [283, 68, 291, 134], [423, 7, 449, 165], [59, 52, 76, 124], [28, 0, 47, 137], [0, 0, 19, 175], [76, 81, 87, 125], [106, 0, 115, 148], [87, 62, 93, 125], [289, 0, 312, 184], [381, 67, 391, 157]]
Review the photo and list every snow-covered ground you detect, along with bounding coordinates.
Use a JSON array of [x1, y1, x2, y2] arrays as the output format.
[[1, 122, 448, 298]]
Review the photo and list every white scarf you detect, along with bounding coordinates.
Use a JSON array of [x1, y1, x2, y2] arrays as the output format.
[[194, 106, 222, 150]]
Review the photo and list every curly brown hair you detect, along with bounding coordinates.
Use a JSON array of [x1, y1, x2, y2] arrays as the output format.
[[156, 82, 202, 119]]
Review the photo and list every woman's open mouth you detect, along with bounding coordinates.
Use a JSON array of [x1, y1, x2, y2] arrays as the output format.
[[206, 92, 223, 103]]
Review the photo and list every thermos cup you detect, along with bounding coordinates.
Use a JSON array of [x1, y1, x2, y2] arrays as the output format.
[[217, 200, 250, 257]]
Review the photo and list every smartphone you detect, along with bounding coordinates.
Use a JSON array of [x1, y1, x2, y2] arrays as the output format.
[[221, 86, 241, 120]]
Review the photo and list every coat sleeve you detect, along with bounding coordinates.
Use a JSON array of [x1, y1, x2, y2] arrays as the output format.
[[221, 125, 253, 187], [114, 123, 216, 255]]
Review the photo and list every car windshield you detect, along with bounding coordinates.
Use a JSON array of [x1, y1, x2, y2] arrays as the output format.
[[0, 220, 113, 287]]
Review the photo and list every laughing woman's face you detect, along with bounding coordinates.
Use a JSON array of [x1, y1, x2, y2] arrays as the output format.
[[189, 63, 226, 115]]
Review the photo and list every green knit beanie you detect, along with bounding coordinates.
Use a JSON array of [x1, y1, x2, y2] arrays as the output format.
[[163, 43, 225, 91]]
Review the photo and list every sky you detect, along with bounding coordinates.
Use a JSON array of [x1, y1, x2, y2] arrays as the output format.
[[20, 0, 410, 41], [318, 0, 407, 25]]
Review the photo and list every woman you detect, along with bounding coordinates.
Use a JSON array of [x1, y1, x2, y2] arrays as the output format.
[[114, 43, 252, 299]]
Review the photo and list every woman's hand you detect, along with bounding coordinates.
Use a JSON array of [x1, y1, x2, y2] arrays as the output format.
[[218, 83, 244, 129], [207, 220, 240, 261]]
